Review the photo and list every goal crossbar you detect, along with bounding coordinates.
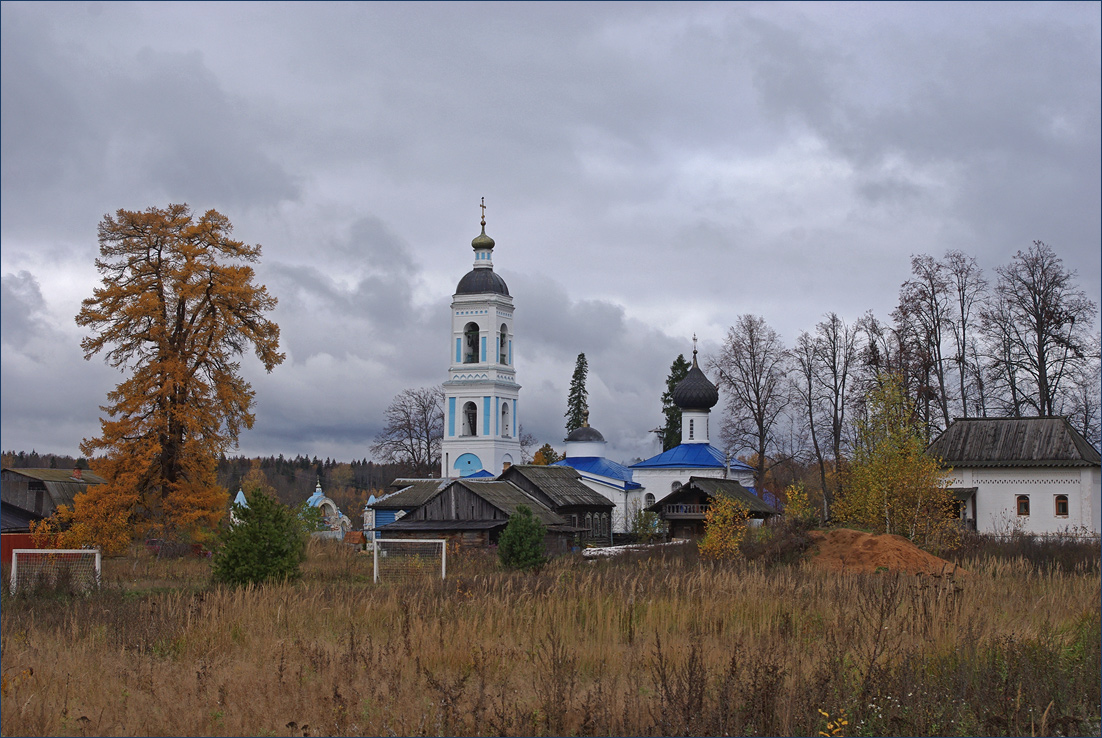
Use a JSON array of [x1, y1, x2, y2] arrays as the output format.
[[9, 549, 102, 594], [373, 538, 446, 582]]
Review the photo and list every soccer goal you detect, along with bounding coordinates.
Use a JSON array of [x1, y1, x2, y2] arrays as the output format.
[[373, 539, 446, 583], [9, 549, 102, 594]]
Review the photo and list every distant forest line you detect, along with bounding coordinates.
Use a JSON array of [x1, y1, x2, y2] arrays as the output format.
[[2, 450, 414, 522]]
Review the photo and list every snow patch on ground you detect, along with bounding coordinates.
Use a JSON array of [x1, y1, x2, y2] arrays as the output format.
[[581, 540, 692, 558]]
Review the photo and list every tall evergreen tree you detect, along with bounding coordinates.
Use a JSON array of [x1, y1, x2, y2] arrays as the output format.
[[660, 354, 691, 451], [565, 353, 589, 433]]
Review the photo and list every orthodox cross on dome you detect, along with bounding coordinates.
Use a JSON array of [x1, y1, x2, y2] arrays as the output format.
[[480, 197, 487, 226], [692, 333, 699, 365]]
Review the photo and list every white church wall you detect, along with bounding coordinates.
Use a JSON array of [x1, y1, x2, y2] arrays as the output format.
[[951, 467, 1100, 536], [632, 468, 726, 507]]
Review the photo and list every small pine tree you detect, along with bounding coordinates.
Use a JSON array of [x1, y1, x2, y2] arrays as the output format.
[[660, 354, 691, 451], [497, 505, 547, 571], [212, 489, 309, 586], [565, 353, 589, 433]]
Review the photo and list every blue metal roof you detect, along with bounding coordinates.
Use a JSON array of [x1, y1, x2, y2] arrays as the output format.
[[631, 443, 754, 471], [465, 469, 495, 479], [553, 457, 642, 489]]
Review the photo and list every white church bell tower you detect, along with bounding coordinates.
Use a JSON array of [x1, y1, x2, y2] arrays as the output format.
[[440, 200, 521, 477]]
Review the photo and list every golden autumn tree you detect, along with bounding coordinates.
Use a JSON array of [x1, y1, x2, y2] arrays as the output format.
[[698, 494, 749, 561], [37, 204, 284, 553], [833, 373, 957, 549]]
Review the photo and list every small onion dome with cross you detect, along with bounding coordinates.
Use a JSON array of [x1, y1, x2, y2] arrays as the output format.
[[455, 198, 509, 295]]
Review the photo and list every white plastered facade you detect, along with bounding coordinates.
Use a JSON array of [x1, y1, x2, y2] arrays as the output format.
[[949, 466, 1100, 536]]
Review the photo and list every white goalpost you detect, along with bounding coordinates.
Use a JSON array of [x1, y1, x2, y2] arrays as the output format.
[[373, 539, 446, 583], [9, 549, 102, 594]]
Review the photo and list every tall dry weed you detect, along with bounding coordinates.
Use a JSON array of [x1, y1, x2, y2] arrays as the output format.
[[1, 544, 1099, 736]]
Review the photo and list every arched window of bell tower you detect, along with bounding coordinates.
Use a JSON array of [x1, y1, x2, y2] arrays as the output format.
[[499, 324, 508, 364], [501, 402, 510, 437], [463, 401, 478, 436], [463, 322, 479, 364]]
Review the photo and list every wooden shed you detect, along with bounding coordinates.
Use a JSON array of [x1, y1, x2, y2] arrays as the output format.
[[376, 478, 580, 553], [498, 464, 615, 544], [647, 476, 777, 539]]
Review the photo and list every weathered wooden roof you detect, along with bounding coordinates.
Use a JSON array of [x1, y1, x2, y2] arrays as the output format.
[[499, 464, 614, 508], [368, 479, 447, 509], [927, 417, 1101, 468], [456, 480, 568, 527], [685, 477, 778, 515]]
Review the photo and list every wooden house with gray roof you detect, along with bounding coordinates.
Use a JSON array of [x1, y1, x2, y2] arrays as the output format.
[[646, 476, 777, 539], [498, 464, 615, 544], [927, 417, 1101, 535], [374, 477, 580, 552]]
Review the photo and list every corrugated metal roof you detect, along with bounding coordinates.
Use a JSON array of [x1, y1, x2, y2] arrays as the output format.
[[2, 501, 40, 531], [553, 457, 642, 488], [927, 417, 1101, 468], [685, 477, 777, 515], [3, 468, 107, 484], [500, 465, 614, 507]]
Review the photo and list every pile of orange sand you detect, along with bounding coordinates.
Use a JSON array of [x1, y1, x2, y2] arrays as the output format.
[[805, 528, 966, 576]]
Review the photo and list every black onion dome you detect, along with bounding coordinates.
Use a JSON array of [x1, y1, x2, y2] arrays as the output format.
[[565, 425, 605, 443], [456, 269, 509, 295], [672, 364, 719, 410]]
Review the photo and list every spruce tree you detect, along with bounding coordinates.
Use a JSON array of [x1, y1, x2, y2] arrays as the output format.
[[212, 489, 309, 586], [497, 505, 547, 571], [565, 353, 589, 433], [660, 354, 691, 451]]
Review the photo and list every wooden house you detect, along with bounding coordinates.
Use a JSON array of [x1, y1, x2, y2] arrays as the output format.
[[927, 417, 1101, 536], [497, 464, 616, 544], [374, 478, 579, 552], [364, 479, 449, 538], [647, 476, 776, 539]]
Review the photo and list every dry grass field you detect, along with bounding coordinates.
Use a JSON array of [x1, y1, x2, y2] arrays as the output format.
[[2, 534, 1099, 737]]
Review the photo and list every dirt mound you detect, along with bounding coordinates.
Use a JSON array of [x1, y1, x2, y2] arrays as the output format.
[[805, 528, 966, 576]]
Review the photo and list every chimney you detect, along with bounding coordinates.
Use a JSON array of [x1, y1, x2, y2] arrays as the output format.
[[72, 467, 83, 481]]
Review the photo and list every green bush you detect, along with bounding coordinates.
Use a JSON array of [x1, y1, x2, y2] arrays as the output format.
[[212, 489, 309, 586], [497, 504, 546, 571]]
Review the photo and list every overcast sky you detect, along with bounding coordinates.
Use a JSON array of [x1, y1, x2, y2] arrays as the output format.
[[2, 1, 1099, 467]]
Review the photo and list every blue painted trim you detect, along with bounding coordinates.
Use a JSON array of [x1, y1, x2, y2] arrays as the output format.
[[495, 396, 500, 436], [483, 396, 491, 436], [480, 336, 486, 362], [455, 337, 461, 364], [448, 397, 456, 437], [508, 339, 512, 365]]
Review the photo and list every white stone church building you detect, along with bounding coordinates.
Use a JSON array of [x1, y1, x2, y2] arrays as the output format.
[[433, 208, 761, 534]]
